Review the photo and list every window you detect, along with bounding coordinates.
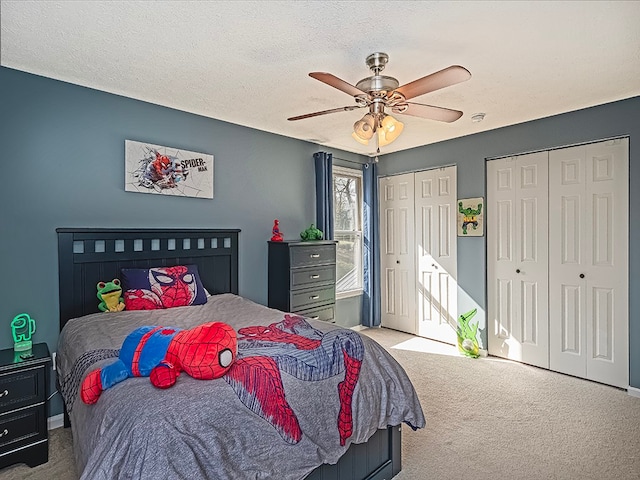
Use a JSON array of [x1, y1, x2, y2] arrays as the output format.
[[333, 166, 363, 297]]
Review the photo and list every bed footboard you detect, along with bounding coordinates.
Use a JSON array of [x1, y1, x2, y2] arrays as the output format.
[[305, 425, 402, 480]]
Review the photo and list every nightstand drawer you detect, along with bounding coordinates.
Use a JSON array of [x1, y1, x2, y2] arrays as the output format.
[[297, 304, 335, 323], [291, 265, 336, 288], [0, 366, 47, 413], [290, 245, 336, 268], [0, 403, 47, 452], [290, 285, 335, 311]]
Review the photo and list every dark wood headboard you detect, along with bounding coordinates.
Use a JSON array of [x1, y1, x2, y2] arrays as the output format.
[[57, 228, 240, 331]]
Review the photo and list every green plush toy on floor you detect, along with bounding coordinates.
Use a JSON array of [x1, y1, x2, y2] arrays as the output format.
[[456, 308, 480, 358]]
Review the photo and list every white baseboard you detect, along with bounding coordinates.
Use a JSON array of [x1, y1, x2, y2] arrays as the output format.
[[628, 386, 640, 399], [48, 413, 64, 430], [479, 349, 488, 357]]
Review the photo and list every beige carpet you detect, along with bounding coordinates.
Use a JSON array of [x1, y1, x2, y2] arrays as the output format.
[[2, 327, 639, 480]]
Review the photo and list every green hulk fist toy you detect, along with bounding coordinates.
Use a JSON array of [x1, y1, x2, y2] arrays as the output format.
[[300, 224, 323, 241], [456, 308, 480, 358]]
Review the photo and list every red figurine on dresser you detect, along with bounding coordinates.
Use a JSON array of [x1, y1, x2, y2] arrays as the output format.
[[271, 219, 284, 242]]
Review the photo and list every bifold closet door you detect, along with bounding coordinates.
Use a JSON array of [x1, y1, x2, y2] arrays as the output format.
[[487, 152, 549, 368], [379, 167, 457, 341], [379, 172, 417, 334], [548, 138, 628, 388]]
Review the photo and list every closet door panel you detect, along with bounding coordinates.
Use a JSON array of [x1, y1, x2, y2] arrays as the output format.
[[488, 158, 516, 359], [549, 146, 587, 377], [380, 173, 416, 334], [515, 153, 549, 368], [416, 167, 457, 344], [584, 139, 628, 388]]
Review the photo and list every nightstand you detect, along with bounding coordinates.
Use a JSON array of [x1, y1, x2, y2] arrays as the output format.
[[268, 240, 338, 323], [0, 343, 51, 469]]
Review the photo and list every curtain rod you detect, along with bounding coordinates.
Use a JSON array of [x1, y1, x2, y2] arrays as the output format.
[[332, 156, 365, 165]]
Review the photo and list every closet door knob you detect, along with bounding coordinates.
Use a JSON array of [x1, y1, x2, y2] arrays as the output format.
[[580, 273, 585, 279], [516, 269, 521, 274], [396, 260, 400, 264]]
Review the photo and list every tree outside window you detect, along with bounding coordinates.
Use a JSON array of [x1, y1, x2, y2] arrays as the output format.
[[333, 166, 363, 297]]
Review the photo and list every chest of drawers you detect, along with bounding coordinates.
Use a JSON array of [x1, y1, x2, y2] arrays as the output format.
[[0, 343, 51, 469], [268, 240, 337, 323]]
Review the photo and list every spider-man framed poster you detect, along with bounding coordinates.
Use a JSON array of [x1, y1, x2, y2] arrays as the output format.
[[124, 140, 214, 198]]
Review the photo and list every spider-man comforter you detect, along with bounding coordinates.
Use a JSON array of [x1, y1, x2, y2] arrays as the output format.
[[57, 294, 425, 480]]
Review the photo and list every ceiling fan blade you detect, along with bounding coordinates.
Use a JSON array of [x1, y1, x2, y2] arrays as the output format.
[[394, 65, 471, 101], [392, 102, 463, 123], [287, 105, 364, 121], [309, 72, 368, 97]]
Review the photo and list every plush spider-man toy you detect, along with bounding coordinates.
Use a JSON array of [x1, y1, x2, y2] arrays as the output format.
[[81, 322, 237, 405]]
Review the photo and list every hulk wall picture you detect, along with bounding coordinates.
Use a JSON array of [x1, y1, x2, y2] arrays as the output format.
[[457, 197, 484, 236]]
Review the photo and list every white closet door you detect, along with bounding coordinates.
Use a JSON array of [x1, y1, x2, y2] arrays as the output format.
[[487, 152, 549, 368], [415, 167, 457, 344], [549, 138, 628, 388], [379, 173, 416, 334]]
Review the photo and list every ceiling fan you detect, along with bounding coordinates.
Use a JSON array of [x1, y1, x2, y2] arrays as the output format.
[[288, 52, 471, 151]]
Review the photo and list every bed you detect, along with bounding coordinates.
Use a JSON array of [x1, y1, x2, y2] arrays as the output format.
[[56, 228, 425, 480]]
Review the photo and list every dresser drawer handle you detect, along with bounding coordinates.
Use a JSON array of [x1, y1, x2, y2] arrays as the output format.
[[0, 429, 8, 438], [310, 274, 320, 279], [310, 316, 320, 320], [0, 389, 8, 398], [310, 254, 320, 258], [309, 295, 320, 300]]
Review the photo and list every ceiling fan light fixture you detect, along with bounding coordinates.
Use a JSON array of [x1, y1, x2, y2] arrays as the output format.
[[351, 131, 370, 145], [353, 113, 375, 141], [377, 128, 391, 147], [380, 115, 404, 144]]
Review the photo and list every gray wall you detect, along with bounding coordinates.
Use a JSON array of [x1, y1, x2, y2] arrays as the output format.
[[378, 96, 640, 389], [0, 66, 363, 415]]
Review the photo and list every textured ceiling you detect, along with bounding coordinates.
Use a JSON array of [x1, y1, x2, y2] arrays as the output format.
[[1, 1, 639, 157]]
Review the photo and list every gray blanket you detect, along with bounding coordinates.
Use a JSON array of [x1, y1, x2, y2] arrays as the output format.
[[57, 294, 425, 479]]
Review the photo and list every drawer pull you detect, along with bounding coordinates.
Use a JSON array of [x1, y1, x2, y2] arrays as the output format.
[[310, 254, 320, 258], [310, 274, 320, 279], [310, 316, 320, 320], [0, 429, 8, 438], [309, 295, 320, 300], [0, 389, 8, 398]]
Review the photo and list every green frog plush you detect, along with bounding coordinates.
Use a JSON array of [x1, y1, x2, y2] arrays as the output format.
[[97, 279, 126, 312], [300, 224, 323, 241]]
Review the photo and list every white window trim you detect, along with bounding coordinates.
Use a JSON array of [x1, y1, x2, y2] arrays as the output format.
[[333, 165, 364, 299]]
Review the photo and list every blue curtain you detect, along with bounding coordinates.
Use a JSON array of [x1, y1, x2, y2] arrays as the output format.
[[362, 161, 380, 327], [314, 152, 334, 240]]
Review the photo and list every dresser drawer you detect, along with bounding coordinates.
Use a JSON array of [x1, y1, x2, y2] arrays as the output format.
[[290, 245, 336, 268], [290, 285, 335, 311], [291, 265, 336, 289], [297, 304, 336, 323], [0, 366, 47, 413], [0, 403, 47, 453]]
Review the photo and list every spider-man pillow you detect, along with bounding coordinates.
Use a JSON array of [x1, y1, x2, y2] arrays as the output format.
[[121, 265, 208, 311]]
